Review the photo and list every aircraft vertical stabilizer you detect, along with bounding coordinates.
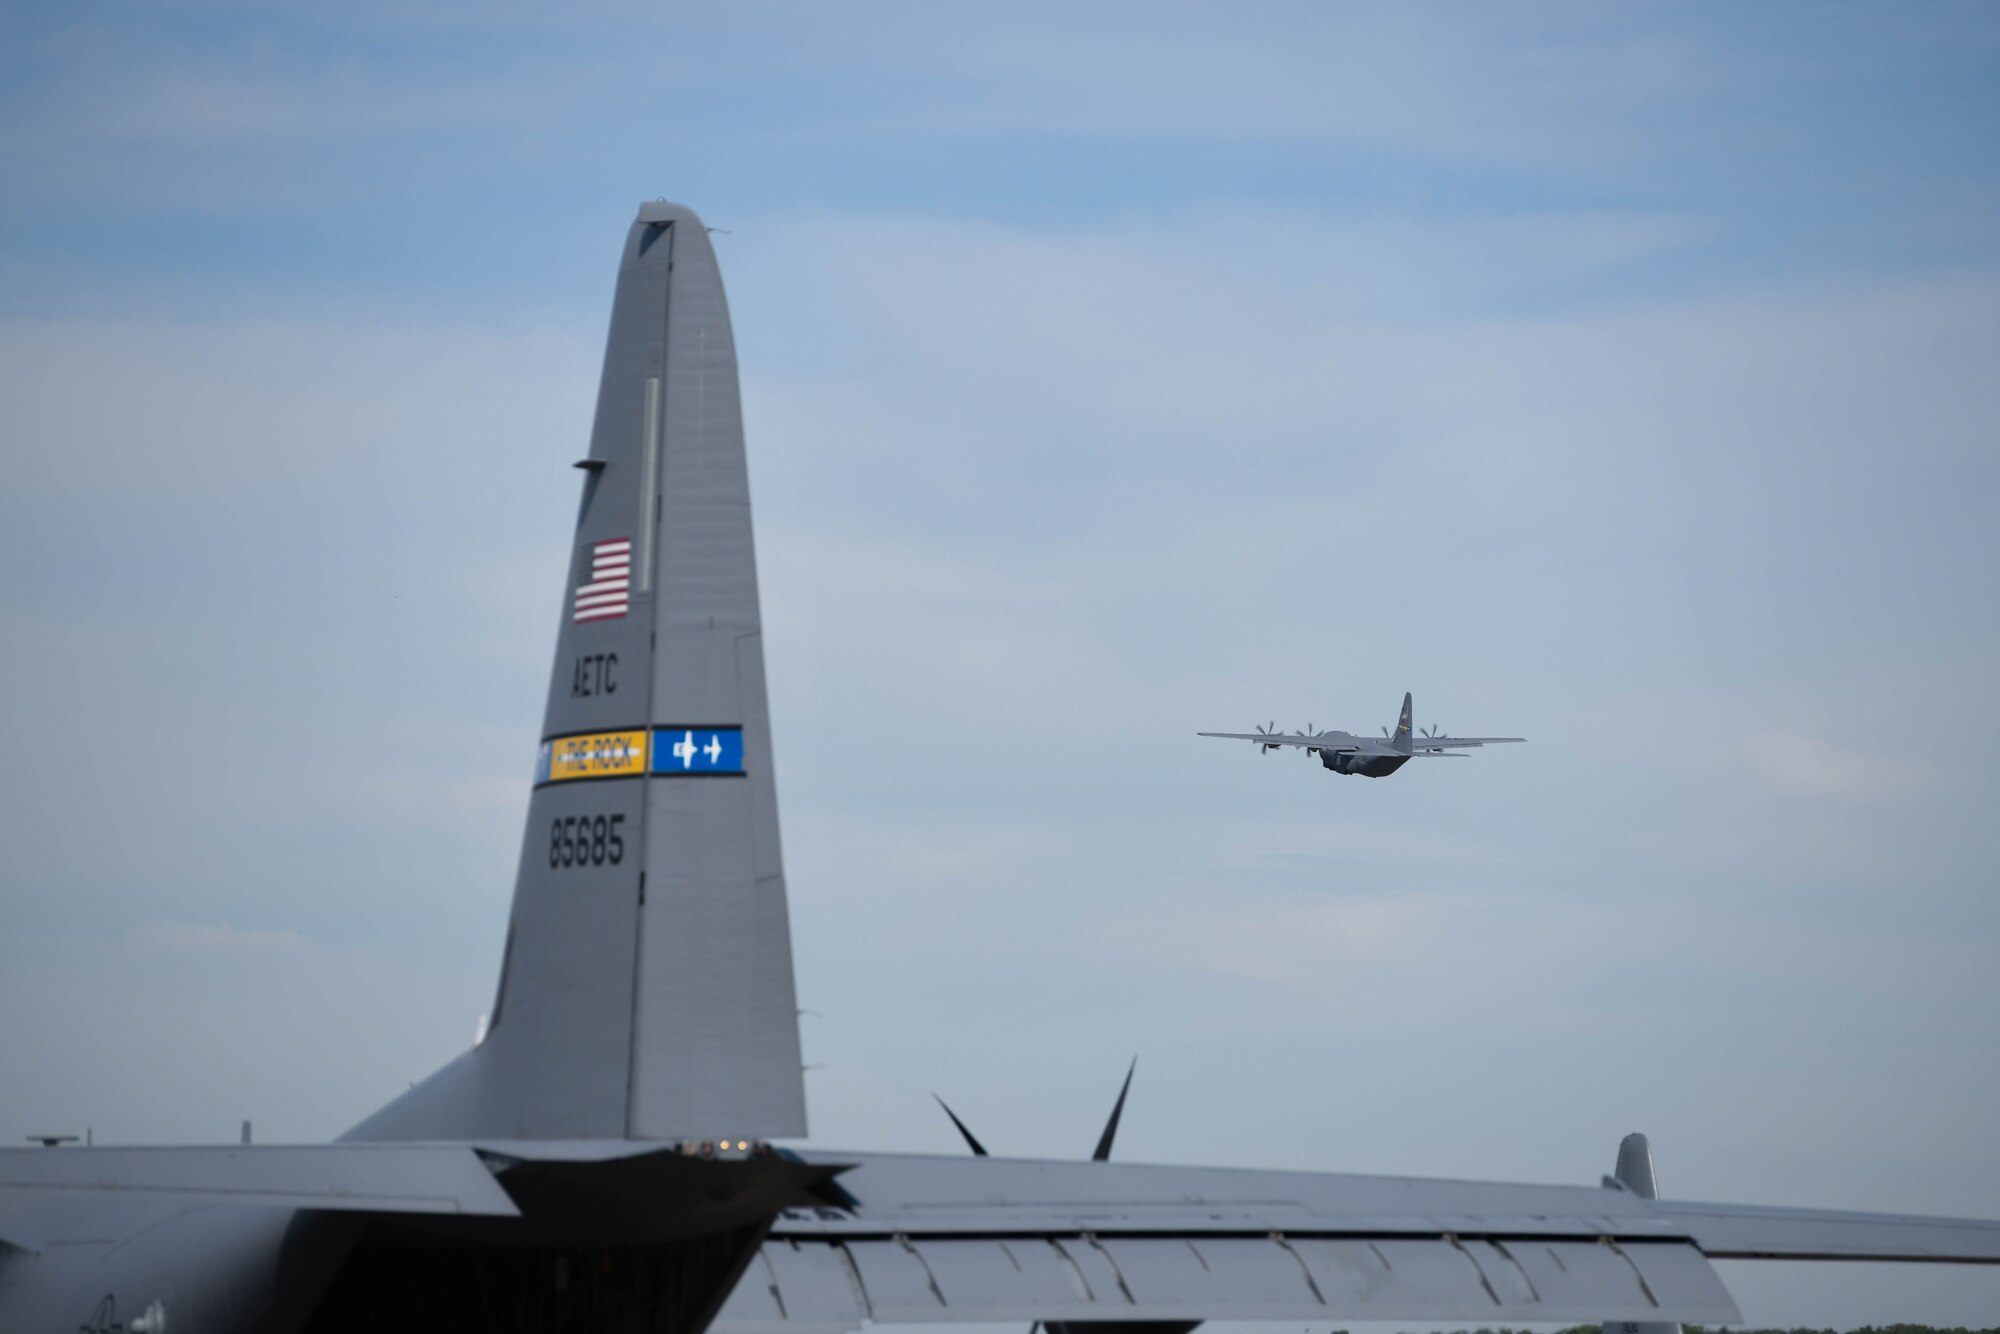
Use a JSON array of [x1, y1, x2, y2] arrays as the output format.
[[1392, 691, 1414, 755], [349, 202, 806, 1144], [623, 206, 806, 1141], [1603, 1132, 1680, 1334]]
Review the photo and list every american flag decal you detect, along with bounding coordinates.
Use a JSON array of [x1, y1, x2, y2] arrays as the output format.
[[573, 538, 632, 622]]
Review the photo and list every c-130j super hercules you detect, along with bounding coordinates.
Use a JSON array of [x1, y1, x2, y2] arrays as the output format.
[[3, 202, 1998, 1334], [1201, 691, 1525, 777]]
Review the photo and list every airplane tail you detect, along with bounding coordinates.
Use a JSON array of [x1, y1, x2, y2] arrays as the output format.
[[1392, 691, 1414, 755], [352, 202, 806, 1144], [1601, 1133, 1680, 1334]]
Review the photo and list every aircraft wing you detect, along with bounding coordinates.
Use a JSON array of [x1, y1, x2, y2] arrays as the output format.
[[1657, 1197, 2000, 1261], [0, 1144, 522, 1222], [707, 1150, 2000, 1330], [1410, 736, 1525, 750], [1196, 732, 1356, 750]]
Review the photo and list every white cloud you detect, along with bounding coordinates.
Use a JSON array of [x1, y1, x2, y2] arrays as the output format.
[[1745, 729, 1930, 802]]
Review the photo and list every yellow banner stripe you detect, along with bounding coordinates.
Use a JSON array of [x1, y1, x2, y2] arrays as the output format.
[[546, 729, 649, 782]]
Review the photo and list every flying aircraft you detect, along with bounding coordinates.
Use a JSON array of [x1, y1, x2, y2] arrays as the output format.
[[3, 202, 1998, 1334], [1200, 691, 1523, 776]]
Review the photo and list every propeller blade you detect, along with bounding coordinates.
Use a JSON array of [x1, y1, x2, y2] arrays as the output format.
[[932, 1094, 990, 1157], [1092, 1058, 1137, 1162]]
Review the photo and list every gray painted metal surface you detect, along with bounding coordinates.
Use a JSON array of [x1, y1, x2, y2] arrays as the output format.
[[1656, 1200, 2000, 1261], [0, 1145, 517, 1228], [631, 207, 801, 1139], [772, 1148, 2000, 1262], [710, 1235, 1739, 1329], [341, 203, 805, 1147], [1601, 1132, 1678, 1334]]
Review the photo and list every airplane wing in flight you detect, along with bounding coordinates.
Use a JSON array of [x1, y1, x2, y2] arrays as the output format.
[[1195, 732, 1354, 750], [1410, 736, 1525, 749]]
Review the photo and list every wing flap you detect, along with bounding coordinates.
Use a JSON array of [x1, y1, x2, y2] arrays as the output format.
[[920, 1238, 1086, 1306], [761, 1238, 878, 1330], [1105, 1236, 1309, 1312], [712, 1235, 1739, 1330]]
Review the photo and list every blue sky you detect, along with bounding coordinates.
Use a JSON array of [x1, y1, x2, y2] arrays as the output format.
[[2, 2, 1999, 1324]]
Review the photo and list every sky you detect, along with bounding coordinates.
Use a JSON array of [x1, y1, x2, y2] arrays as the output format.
[[2, 1, 1999, 1325]]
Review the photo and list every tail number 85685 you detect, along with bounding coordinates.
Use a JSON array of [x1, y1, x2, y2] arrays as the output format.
[[549, 813, 626, 868]]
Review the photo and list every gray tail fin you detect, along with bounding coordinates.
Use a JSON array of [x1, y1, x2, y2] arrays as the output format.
[[1614, 1132, 1658, 1199], [471, 202, 805, 1141], [1392, 691, 1414, 755]]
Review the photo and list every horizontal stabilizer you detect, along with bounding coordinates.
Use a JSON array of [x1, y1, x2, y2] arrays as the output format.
[[0, 1144, 520, 1224], [0, 1139, 856, 1256]]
